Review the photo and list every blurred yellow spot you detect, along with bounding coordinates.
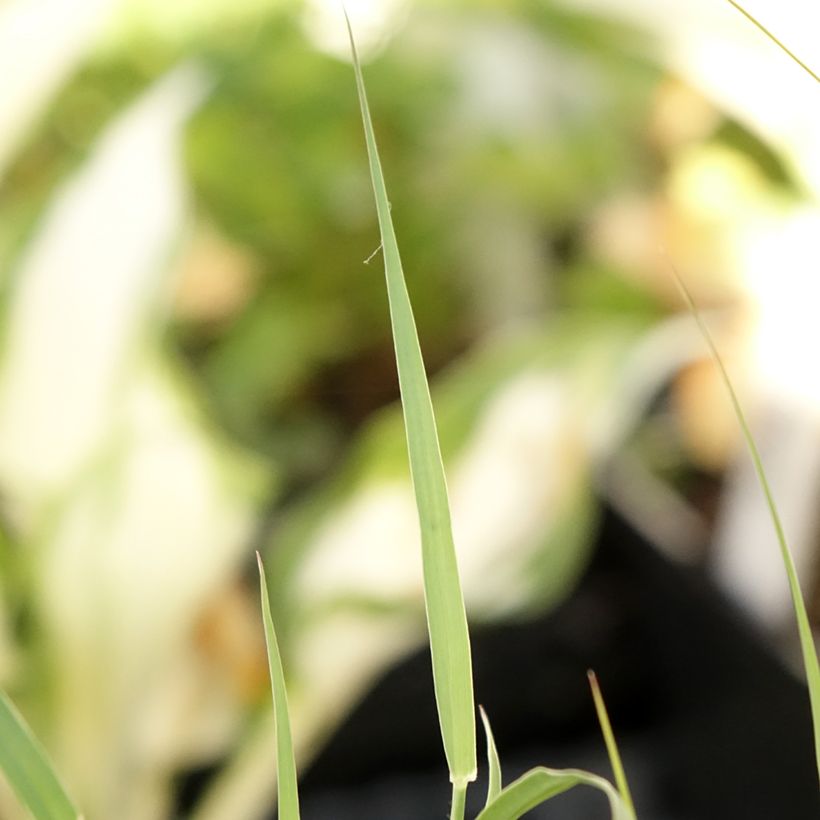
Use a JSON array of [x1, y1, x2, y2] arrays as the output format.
[[649, 78, 719, 152], [669, 144, 765, 221], [173, 224, 257, 326]]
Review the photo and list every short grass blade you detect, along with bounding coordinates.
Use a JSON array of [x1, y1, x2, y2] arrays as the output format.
[[256, 553, 300, 820], [724, 1, 819, 84], [475, 766, 634, 820], [479, 706, 503, 807], [0, 688, 81, 820], [672, 268, 820, 785], [345, 13, 477, 787], [588, 671, 636, 816]]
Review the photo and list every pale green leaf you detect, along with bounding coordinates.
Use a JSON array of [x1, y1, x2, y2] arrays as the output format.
[[476, 766, 634, 820], [0, 688, 81, 820], [479, 707, 502, 807], [345, 13, 477, 786], [256, 553, 300, 820]]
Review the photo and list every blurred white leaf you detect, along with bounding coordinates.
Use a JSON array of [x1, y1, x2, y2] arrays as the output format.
[[0, 64, 209, 514], [0, 0, 120, 177], [0, 64, 268, 820]]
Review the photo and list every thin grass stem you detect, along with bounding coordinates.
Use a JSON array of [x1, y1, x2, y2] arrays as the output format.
[[724, 0, 819, 84], [670, 263, 820, 786], [450, 781, 467, 820]]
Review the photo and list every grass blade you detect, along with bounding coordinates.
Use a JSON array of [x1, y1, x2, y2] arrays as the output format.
[[256, 553, 300, 820], [587, 671, 636, 816], [671, 267, 820, 785], [479, 706, 503, 807], [475, 766, 634, 820], [345, 13, 477, 787], [724, 1, 819, 84], [0, 688, 81, 820]]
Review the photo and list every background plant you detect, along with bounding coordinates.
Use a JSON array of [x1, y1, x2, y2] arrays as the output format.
[[0, 1, 818, 818]]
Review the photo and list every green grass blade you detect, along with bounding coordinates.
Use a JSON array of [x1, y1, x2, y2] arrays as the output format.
[[587, 671, 636, 816], [479, 706, 503, 807], [724, 1, 819, 84], [0, 688, 81, 820], [256, 553, 300, 820], [672, 268, 820, 785], [345, 13, 477, 787], [475, 766, 634, 820]]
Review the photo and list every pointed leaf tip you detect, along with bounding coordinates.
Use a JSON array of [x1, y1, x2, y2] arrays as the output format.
[[587, 670, 635, 817], [479, 706, 503, 807], [257, 553, 301, 819]]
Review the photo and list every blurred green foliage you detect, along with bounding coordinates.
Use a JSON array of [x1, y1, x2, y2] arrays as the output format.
[[3, 1, 801, 817], [1, 1, 662, 488]]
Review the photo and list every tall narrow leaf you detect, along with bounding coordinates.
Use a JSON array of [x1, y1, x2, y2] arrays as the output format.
[[0, 688, 80, 820], [256, 554, 300, 820], [345, 14, 477, 787], [672, 269, 820, 784], [587, 671, 636, 816], [476, 767, 634, 820], [479, 707, 503, 807]]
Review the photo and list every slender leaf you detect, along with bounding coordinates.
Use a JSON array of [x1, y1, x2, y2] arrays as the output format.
[[724, 1, 819, 84], [672, 268, 820, 785], [0, 688, 80, 820], [588, 671, 636, 816], [345, 13, 477, 787], [479, 707, 502, 807], [256, 553, 300, 820], [476, 766, 633, 820]]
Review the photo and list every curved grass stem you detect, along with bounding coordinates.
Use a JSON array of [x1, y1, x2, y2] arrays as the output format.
[[670, 263, 820, 786]]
